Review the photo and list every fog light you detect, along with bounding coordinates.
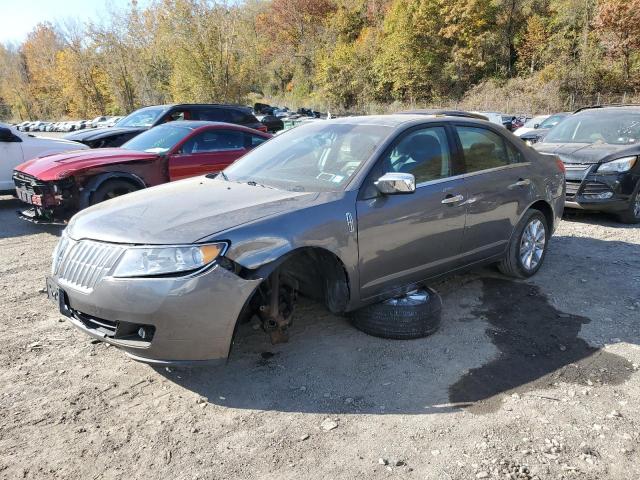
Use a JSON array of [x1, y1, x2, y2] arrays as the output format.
[[584, 192, 614, 199], [138, 327, 147, 339]]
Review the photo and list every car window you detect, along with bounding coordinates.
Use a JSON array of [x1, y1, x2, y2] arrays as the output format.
[[246, 134, 267, 148], [381, 127, 452, 184], [456, 126, 519, 173], [181, 130, 245, 154], [229, 109, 253, 124], [196, 109, 229, 122]]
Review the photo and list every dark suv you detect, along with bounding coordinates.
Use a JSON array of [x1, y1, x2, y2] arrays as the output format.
[[534, 105, 640, 223], [64, 104, 267, 148]]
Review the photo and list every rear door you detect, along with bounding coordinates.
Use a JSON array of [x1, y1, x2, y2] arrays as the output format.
[[453, 124, 533, 263], [356, 125, 467, 299], [168, 129, 248, 181]]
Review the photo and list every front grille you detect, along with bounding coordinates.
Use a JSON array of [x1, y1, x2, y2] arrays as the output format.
[[581, 181, 612, 195], [565, 180, 581, 199], [563, 163, 592, 174], [55, 239, 124, 292]]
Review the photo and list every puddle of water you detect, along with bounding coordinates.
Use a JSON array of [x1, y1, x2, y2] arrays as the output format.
[[449, 278, 633, 414]]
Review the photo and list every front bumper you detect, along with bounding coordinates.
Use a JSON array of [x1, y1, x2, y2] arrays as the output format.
[[48, 264, 261, 365], [564, 165, 638, 212]]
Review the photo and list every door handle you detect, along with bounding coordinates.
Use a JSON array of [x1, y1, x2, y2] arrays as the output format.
[[441, 194, 464, 205], [509, 178, 531, 189]]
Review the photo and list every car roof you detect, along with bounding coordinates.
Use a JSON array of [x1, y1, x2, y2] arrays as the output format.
[[574, 104, 640, 114], [137, 103, 252, 111], [156, 120, 269, 133], [398, 109, 489, 121], [321, 114, 496, 129]]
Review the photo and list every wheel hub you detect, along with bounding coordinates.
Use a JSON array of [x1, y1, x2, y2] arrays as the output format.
[[519, 219, 546, 270]]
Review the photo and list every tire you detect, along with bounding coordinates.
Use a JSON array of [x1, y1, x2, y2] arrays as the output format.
[[350, 287, 442, 340], [90, 179, 140, 206], [616, 189, 640, 224], [498, 209, 549, 278]]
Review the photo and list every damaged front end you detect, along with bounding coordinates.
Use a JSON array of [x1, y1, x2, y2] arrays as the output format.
[[13, 171, 77, 223]]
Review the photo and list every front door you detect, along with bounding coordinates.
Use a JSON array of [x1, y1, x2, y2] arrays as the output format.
[[0, 140, 23, 191], [453, 124, 534, 263], [356, 125, 467, 299], [169, 129, 248, 181]]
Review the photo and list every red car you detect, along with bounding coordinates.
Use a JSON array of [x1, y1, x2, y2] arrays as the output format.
[[14, 121, 271, 222]]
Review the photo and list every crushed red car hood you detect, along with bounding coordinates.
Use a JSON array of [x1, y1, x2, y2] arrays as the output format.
[[15, 148, 158, 181]]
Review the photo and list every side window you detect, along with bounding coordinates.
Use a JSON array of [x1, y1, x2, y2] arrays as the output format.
[[166, 110, 188, 122], [381, 126, 452, 184], [229, 109, 252, 124], [181, 130, 245, 154], [246, 134, 267, 149], [456, 126, 517, 173], [196, 109, 229, 122]]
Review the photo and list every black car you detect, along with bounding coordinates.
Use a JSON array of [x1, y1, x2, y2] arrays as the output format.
[[519, 112, 570, 145], [64, 104, 267, 148], [534, 105, 640, 223]]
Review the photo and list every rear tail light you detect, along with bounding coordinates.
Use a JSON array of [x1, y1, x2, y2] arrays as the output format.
[[555, 158, 565, 174]]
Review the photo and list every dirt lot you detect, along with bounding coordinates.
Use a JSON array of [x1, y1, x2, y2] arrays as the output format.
[[0, 195, 638, 480]]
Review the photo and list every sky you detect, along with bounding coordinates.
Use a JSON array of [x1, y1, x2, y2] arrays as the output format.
[[0, 0, 137, 45]]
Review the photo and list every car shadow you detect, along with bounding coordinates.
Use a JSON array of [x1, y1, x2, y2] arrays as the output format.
[[562, 209, 640, 229], [159, 235, 638, 415], [0, 196, 64, 240]]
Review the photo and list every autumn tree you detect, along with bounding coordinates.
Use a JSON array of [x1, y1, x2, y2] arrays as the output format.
[[594, 0, 640, 81]]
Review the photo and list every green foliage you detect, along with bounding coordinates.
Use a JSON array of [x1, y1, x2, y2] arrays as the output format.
[[0, 0, 638, 120]]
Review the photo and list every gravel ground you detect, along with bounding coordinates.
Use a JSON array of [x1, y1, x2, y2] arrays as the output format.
[[0, 195, 638, 480]]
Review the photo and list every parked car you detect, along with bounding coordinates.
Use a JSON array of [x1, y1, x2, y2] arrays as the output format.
[[534, 105, 640, 223], [44, 114, 564, 364], [514, 115, 550, 137], [90, 116, 108, 128], [16, 121, 31, 131], [64, 104, 267, 149], [14, 121, 271, 222], [256, 114, 284, 133], [105, 116, 122, 127], [474, 111, 504, 127], [0, 123, 87, 194], [519, 112, 570, 144]]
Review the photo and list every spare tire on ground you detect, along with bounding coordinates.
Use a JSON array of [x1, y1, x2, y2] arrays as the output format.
[[350, 287, 442, 340]]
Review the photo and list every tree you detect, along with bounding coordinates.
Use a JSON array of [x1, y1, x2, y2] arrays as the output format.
[[517, 15, 548, 73], [594, 0, 640, 81]]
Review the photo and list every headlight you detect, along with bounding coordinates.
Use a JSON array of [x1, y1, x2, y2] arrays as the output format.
[[597, 156, 637, 173], [112, 242, 227, 278]]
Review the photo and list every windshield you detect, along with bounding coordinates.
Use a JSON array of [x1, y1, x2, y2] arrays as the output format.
[[121, 124, 191, 153], [523, 116, 548, 128], [544, 111, 640, 145], [223, 122, 393, 192], [538, 114, 566, 129], [116, 107, 166, 128]]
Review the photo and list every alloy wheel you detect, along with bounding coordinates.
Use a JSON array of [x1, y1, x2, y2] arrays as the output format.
[[519, 219, 546, 271], [633, 192, 640, 219]]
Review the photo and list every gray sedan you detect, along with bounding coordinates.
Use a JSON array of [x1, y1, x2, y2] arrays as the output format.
[[46, 115, 565, 365]]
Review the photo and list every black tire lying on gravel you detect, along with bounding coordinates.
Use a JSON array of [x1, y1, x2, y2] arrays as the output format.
[[350, 287, 442, 340]]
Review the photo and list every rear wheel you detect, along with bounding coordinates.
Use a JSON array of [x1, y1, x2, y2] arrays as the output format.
[[90, 179, 140, 206], [498, 209, 549, 278], [616, 189, 640, 224]]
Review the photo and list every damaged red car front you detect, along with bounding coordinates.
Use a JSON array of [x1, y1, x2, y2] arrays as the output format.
[[13, 121, 271, 222]]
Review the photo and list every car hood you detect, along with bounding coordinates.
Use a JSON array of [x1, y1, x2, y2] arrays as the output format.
[[16, 148, 158, 181], [534, 142, 638, 164], [28, 134, 87, 149], [64, 126, 147, 142], [66, 177, 319, 244]]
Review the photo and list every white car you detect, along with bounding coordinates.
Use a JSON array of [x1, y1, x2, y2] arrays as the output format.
[[0, 123, 88, 193], [473, 111, 504, 127], [513, 115, 550, 137]]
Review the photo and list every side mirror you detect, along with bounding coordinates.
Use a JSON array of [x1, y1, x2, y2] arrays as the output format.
[[533, 123, 540, 129], [374, 172, 416, 195], [0, 126, 20, 142]]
